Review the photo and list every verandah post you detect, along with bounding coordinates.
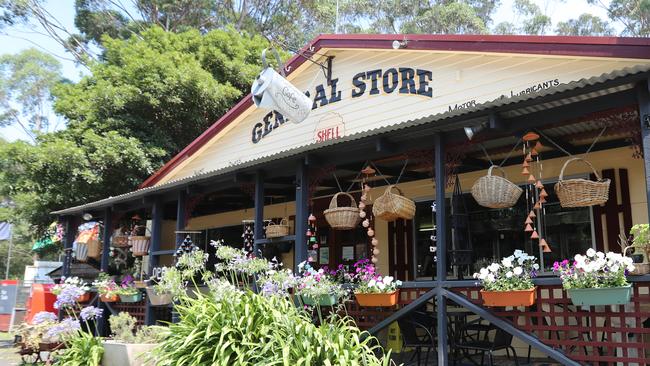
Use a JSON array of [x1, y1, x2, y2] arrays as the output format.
[[62, 215, 76, 278], [294, 160, 309, 272], [254, 171, 265, 256], [637, 80, 650, 223], [145, 195, 163, 325], [434, 133, 449, 364], [100, 207, 112, 272], [175, 189, 187, 250]]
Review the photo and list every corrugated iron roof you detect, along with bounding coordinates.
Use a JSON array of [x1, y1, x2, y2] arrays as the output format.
[[52, 64, 650, 215]]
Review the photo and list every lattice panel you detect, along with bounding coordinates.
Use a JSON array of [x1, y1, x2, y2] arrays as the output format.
[[453, 283, 650, 366], [111, 300, 147, 325]]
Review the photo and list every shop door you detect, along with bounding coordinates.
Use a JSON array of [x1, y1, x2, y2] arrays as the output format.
[[388, 218, 414, 281]]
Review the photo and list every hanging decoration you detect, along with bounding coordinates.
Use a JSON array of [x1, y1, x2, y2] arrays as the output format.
[[306, 214, 318, 262], [174, 235, 198, 257], [242, 220, 254, 253], [521, 132, 552, 253], [359, 165, 379, 264]]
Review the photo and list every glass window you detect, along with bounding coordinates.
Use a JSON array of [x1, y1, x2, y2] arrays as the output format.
[[413, 179, 595, 279]]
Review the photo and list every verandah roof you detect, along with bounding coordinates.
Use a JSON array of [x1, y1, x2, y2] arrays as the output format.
[[52, 63, 650, 216]]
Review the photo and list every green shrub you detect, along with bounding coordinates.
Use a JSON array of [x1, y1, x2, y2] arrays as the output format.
[[152, 290, 390, 366], [53, 331, 103, 366]]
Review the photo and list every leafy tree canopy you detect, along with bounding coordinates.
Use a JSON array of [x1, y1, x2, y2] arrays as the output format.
[[54, 26, 270, 158], [556, 13, 614, 36]]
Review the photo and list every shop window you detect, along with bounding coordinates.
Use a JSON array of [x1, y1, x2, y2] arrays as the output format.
[[413, 179, 595, 279]]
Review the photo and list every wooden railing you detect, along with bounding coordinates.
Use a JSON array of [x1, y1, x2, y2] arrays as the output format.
[[346, 279, 650, 365]]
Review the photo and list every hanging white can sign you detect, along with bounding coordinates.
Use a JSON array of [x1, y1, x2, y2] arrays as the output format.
[[251, 48, 312, 124]]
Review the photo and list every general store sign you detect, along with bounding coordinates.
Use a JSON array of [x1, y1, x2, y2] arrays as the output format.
[[251, 67, 433, 143]]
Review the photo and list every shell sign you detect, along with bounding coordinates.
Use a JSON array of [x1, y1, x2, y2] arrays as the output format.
[[314, 112, 345, 143]]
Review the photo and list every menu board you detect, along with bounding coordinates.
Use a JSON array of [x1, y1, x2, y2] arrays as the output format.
[[0, 283, 18, 314]]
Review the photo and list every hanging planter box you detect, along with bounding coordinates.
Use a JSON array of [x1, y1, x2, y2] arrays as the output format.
[[119, 292, 143, 303], [355, 290, 399, 307], [567, 286, 632, 306], [146, 287, 173, 306], [100, 294, 120, 303], [480, 288, 537, 307], [300, 294, 338, 307]]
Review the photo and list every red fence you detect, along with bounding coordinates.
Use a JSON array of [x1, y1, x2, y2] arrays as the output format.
[[346, 283, 650, 365]]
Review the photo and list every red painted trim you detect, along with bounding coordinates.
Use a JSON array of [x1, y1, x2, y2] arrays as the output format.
[[141, 34, 650, 188]]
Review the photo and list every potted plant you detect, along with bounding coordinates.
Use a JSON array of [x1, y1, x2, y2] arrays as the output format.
[[554, 248, 635, 306], [103, 312, 167, 366], [473, 250, 539, 307], [93, 273, 120, 302], [352, 259, 402, 307], [295, 262, 346, 306], [118, 275, 142, 303], [52, 277, 92, 303]]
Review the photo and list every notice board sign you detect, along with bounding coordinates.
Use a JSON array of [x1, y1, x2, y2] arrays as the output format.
[[0, 282, 18, 314]]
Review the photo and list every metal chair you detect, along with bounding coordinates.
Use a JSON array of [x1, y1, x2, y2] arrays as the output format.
[[452, 325, 520, 366], [397, 318, 437, 366]]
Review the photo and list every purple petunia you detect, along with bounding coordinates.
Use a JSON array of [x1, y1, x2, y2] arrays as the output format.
[[32, 311, 57, 324], [80, 306, 103, 321]]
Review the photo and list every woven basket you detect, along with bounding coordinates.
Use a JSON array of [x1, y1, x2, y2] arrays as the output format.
[[130, 236, 151, 256], [266, 219, 290, 238], [471, 165, 523, 209], [324, 192, 362, 230], [112, 235, 130, 248], [87, 239, 101, 260], [631, 263, 650, 275], [373, 186, 416, 221], [554, 157, 610, 208]]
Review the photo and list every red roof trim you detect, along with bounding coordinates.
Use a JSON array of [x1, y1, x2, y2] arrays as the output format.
[[140, 34, 650, 188]]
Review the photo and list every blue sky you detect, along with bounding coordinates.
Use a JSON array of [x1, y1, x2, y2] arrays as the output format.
[[0, 0, 621, 142]]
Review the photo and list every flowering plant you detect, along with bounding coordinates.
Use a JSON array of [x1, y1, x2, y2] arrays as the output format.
[[295, 261, 347, 300], [92, 273, 120, 297], [353, 259, 401, 294], [473, 250, 539, 291], [52, 277, 90, 296], [553, 249, 634, 289], [118, 275, 139, 296], [257, 258, 299, 297]]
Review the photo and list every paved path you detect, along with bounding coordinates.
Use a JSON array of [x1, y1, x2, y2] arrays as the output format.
[[0, 339, 22, 366]]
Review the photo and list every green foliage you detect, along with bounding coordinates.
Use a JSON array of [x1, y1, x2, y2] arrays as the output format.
[[591, 0, 650, 36], [0, 48, 63, 133], [556, 13, 614, 36], [0, 130, 164, 231], [54, 26, 269, 158], [53, 330, 104, 366], [630, 224, 650, 246], [152, 290, 389, 366]]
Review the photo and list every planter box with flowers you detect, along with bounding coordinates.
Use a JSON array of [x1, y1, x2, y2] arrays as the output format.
[[353, 259, 401, 307], [473, 250, 539, 307], [93, 274, 120, 302], [118, 275, 142, 303], [294, 261, 346, 307], [52, 277, 92, 303], [554, 248, 635, 306]]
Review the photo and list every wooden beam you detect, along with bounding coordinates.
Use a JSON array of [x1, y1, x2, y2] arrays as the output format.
[[434, 133, 448, 366], [533, 128, 581, 155], [175, 190, 187, 250], [375, 137, 397, 153]]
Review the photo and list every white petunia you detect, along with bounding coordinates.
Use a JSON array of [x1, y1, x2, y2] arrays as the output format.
[[513, 267, 523, 276], [501, 258, 513, 268], [533, 264, 539, 270], [383, 276, 394, 285], [486, 274, 496, 282], [489, 263, 500, 272], [586, 248, 596, 257], [505, 271, 513, 278]]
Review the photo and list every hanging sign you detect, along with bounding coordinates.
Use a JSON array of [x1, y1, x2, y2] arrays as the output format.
[[314, 112, 345, 143]]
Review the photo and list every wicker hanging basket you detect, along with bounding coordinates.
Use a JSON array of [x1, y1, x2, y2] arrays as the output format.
[[373, 185, 416, 221], [471, 165, 523, 209], [129, 236, 151, 256], [86, 239, 101, 260], [266, 219, 290, 238], [324, 192, 362, 230], [554, 157, 610, 208]]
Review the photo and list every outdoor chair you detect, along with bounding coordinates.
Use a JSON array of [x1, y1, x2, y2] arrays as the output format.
[[452, 325, 520, 366], [397, 318, 437, 366]]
